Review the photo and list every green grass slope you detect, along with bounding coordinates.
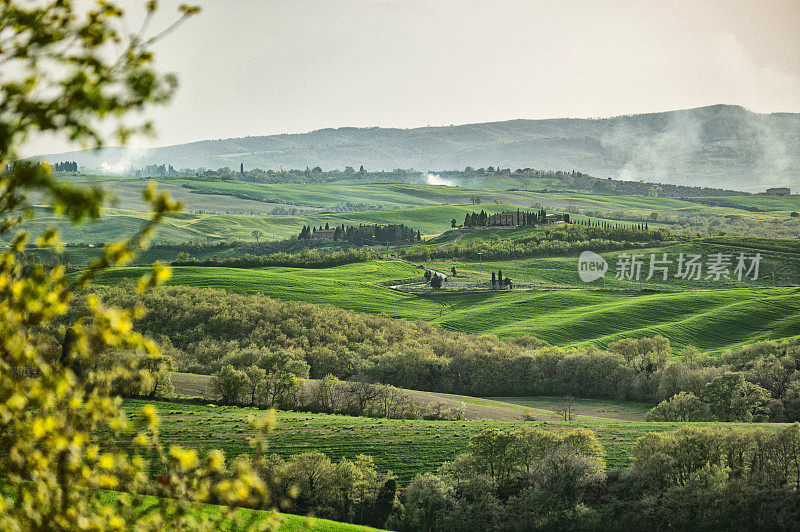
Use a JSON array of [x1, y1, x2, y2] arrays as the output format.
[[423, 239, 800, 289], [431, 287, 800, 352], [90, 261, 800, 353], [15, 203, 519, 244], [91, 261, 441, 318], [119, 400, 785, 483]]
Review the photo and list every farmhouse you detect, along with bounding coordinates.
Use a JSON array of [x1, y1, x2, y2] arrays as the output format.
[[488, 210, 523, 226], [765, 187, 790, 196], [464, 209, 568, 228], [311, 229, 336, 240]]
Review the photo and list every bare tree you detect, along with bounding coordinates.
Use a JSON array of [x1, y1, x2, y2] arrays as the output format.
[[555, 399, 576, 421], [343, 377, 383, 415]]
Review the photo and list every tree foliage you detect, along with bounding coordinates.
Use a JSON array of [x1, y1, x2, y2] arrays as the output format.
[[0, 2, 289, 529]]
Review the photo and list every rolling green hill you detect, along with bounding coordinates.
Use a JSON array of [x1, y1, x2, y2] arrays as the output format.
[[92, 490, 376, 532], [15, 203, 522, 244], [16, 175, 798, 246], [119, 399, 785, 483], [431, 286, 800, 352], [90, 260, 800, 353], [423, 239, 800, 289]]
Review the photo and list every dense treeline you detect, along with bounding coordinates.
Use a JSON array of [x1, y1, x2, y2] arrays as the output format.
[[171, 246, 382, 269], [404, 224, 672, 261], [211, 361, 463, 420], [59, 286, 800, 422], [299, 223, 421, 245], [185, 164, 746, 197], [461, 208, 561, 227], [52, 160, 78, 172], [568, 205, 800, 239], [235, 165, 411, 184], [390, 426, 606, 530], [443, 167, 747, 197], [388, 424, 800, 530]]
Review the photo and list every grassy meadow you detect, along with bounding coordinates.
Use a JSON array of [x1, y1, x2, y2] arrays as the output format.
[[119, 399, 785, 483], [431, 286, 800, 352], [422, 238, 800, 289], [11, 174, 799, 246], [89, 260, 800, 353], [16, 203, 520, 244]]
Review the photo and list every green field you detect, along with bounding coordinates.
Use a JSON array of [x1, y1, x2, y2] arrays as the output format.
[[422, 239, 800, 289], [47, 176, 568, 215], [1, 483, 376, 531], [119, 400, 784, 483], [15, 175, 799, 245], [90, 260, 800, 353], [16, 203, 520, 244], [23, 243, 242, 266], [92, 261, 441, 317], [105, 178, 570, 212], [489, 396, 654, 421], [80, 177, 797, 219], [431, 286, 800, 352], [688, 195, 800, 213], [93, 490, 376, 532], [169, 372, 626, 423]]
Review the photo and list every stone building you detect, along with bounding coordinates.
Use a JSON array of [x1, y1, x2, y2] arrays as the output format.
[[765, 187, 790, 196], [311, 229, 336, 240]]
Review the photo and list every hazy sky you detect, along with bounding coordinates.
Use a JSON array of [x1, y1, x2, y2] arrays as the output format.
[[25, 0, 800, 156]]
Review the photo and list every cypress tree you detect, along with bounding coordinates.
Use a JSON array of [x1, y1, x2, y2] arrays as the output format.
[[369, 478, 397, 528]]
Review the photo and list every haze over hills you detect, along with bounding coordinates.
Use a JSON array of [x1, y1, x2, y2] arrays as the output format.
[[38, 104, 800, 191]]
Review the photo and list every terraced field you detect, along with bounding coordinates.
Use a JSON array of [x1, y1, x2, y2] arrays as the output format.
[[91, 260, 800, 353], [119, 400, 784, 483]]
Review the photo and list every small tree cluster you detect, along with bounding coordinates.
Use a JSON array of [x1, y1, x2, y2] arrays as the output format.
[[388, 427, 606, 530], [53, 160, 78, 173], [259, 452, 396, 528], [647, 372, 771, 422], [310, 374, 463, 420], [212, 351, 309, 409]]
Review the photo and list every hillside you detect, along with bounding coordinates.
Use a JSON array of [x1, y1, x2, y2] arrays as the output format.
[[89, 262, 800, 353], [170, 372, 653, 422], [118, 399, 785, 483], [39, 105, 800, 191]]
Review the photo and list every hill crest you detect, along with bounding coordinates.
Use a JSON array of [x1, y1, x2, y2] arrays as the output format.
[[36, 104, 800, 191]]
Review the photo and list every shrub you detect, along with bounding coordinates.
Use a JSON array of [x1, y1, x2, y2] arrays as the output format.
[[645, 391, 709, 421]]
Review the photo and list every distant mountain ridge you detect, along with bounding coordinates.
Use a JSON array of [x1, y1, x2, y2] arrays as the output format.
[[37, 105, 800, 191]]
